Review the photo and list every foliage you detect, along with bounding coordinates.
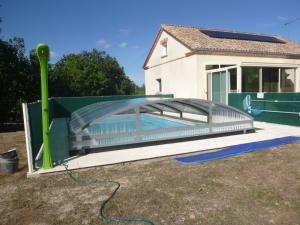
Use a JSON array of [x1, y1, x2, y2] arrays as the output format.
[[50, 49, 136, 97], [0, 37, 31, 123], [0, 39, 139, 124], [134, 84, 145, 95]]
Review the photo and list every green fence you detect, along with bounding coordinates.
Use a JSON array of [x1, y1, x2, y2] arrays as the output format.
[[228, 93, 300, 126], [27, 94, 174, 161]]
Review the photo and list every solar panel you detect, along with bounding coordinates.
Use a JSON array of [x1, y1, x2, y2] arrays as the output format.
[[201, 30, 285, 44]]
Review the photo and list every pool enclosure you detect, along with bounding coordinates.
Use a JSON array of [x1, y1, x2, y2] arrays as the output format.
[[69, 98, 254, 151]]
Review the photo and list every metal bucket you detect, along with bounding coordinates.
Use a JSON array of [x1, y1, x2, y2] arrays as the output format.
[[0, 148, 19, 174]]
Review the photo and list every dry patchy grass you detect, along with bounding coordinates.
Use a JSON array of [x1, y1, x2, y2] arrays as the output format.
[[1, 131, 300, 225]]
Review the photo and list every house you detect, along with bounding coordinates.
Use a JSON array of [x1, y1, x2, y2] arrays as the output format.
[[143, 24, 300, 104]]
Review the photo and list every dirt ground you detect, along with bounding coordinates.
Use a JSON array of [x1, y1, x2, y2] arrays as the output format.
[[0, 131, 300, 225]]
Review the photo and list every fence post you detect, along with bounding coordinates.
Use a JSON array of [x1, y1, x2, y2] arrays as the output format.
[[22, 103, 34, 174]]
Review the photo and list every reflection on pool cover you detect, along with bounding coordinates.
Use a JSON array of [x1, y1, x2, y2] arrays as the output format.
[[86, 114, 193, 134], [69, 98, 254, 150]]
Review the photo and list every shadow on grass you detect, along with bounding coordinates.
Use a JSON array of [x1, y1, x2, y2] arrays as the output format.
[[0, 123, 24, 133]]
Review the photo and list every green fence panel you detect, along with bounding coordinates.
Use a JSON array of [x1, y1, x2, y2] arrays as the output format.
[[27, 101, 42, 162], [27, 94, 174, 161], [228, 93, 300, 126], [27, 100, 55, 161]]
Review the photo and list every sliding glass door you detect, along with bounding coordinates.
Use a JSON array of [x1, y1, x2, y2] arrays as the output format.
[[209, 71, 227, 104], [207, 65, 237, 105], [262, 68, 279, 92], [241, 67, 296, 93], [242, 67, 259, 92]]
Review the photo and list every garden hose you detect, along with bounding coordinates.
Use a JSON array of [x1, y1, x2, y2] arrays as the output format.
[[62, 163, 154, 225]]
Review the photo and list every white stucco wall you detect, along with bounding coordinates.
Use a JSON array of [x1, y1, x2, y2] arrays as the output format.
[[145, 55, 198, 98], [146, 31, 191, 68], [145, 30, 199, 98]]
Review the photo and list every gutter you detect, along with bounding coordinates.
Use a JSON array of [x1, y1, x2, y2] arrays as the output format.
[[186, 48, 300, 59]]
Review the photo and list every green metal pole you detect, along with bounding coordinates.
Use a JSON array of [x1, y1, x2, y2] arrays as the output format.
[[36, 43, 53, 169]]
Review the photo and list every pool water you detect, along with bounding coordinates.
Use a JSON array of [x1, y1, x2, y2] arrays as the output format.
[[78, 114, 211, 148], [85, 114, 190, 135]]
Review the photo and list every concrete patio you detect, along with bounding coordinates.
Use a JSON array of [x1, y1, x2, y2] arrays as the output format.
[[31, 121, 300, 176]]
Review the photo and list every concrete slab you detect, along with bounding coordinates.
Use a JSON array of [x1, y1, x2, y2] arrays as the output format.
[[32, 122, 300, 175]]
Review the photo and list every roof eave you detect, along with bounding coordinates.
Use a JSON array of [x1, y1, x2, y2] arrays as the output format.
[[143, 27, 164, 70], [186, 48, 300, 59]]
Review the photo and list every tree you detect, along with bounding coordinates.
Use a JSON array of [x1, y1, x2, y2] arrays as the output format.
[[0, 42, 138, 124], [50, 49, 136, 97], [0, 37, 31, 123], [134, 84, 145, 95]]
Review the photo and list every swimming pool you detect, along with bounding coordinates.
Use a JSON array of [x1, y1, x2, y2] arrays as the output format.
[[78, 114, 206, 148], [70, 98, 254, 150], [85, 114, 193, 135]]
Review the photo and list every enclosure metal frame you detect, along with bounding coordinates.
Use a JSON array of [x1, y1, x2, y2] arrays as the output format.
[[69, 98, 254, 150]]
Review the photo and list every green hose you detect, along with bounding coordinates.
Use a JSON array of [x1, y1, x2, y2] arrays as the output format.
[[63, 163, 154, 225]]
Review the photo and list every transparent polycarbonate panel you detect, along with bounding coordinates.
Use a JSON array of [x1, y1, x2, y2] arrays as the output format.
[[140, 105, 160, 113], [70, 98, 163, 133], [151, 103, 181, 113], [80, 114, 192, 135], [69, 98, 254, 150], [70, 98, 215, 134], [163, 100, 209, 115], [181, 99, 210, 113], [211, 104, 250, 123]]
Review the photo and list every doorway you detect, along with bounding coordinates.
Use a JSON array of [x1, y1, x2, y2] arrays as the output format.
[[207, 66, 237, 105]]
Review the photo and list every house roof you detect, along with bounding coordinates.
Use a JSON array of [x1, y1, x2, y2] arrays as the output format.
[[144, 24, 300, 68]]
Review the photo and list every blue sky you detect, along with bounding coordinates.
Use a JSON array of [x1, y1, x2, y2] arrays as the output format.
[[1, 0, 300, 85]]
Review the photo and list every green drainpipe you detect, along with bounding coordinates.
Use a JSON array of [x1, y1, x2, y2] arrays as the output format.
[[36, 43, 53, 169]]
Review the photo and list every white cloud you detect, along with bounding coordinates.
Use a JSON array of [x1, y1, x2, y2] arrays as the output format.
[[103, 43, 112, 49], [277, 16, 288, 22], [96, 39, 106, 45], [119, 28, 130, 35], [50, 51, 58, 59], [96, 39, 112, 49], [132, 45, 139, 49], [119, 42, 128, 48]]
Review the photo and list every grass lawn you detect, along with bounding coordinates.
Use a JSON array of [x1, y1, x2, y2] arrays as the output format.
[[1, 131, 300, 225]]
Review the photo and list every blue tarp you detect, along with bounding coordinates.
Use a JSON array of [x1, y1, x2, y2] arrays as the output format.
[[174, 136, 300, 164]]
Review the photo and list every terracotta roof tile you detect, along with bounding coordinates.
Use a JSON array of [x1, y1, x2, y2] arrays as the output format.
[[161, 24, 300, 57]]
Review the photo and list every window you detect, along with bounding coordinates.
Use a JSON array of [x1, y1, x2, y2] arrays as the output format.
[[220, 64, 235, 68], [156, 78, 162, 93], [280, 68, 295, 92], [228, 68, 237, 92], [242, 67, 296, 93], [161, 39, 167, 57], [242, 67, 259, 92], [206, 65, 219, 70], [206, 64, 236, 70], [262, 68, 279, 92]]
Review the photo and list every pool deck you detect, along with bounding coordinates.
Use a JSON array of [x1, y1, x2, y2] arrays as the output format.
[[30, 121, 300, 176]]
